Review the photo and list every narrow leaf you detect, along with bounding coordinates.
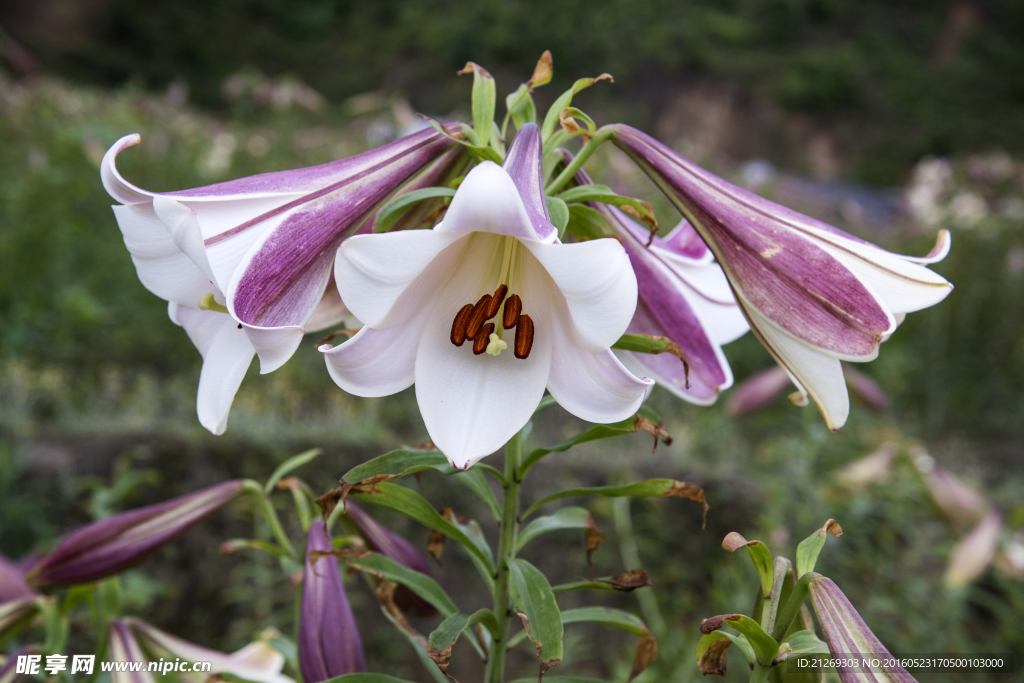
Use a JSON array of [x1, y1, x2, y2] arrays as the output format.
[[775, 630, 830, 663], [265, 449, 321, 493], [565, 204, 615, 241], [795, 519, 843, 578], [458, 62, 497, 145], [552, 570, 651, 593], [523, 479, 706, 521], [555, 185, 656, 230], [700, 614, 777, 667], [540, 74, 613, 141], [337, 551, 458, 616], [454, 469, 501, 522], [557, 608, 657, 682], [516, 507, 591, 551], [508, 558, 563, 668], [722, 532, 775, 598], [427, 609, 499, 650], [545, 196, 570, 239], [373, 187, 456, 233]]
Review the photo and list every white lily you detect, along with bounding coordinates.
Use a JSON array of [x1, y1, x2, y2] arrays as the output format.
[[322, 123, 652, 468]]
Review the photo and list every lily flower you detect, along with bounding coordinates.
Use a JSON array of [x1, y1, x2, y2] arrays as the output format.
[[322, 122, 651, 468], [601, 205, 748, 403], [101, 130, 457, 434], [299, 520, 364, 682], [126, 618, 294, 683], [28, 480, 245, 587], [612, 125, 952, 430]]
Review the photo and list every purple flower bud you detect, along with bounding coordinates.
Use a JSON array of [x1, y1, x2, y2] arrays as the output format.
[[725, 366, 792, 416], [842, 366, 889, 412], [808, 576, 918, 683], [299, 520, 364, 683], [0, 554, 35, 603], [344, 502, 436, 616], [28, 480, 245, 587]]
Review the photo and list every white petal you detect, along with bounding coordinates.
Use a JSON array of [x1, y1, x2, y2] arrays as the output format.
[[101, 135, 152, 204], [152, 195, 219, 287], [240, 323, 305, 374], [169, 305, 254, 435], [436, 161, 555, 243], [654, 256, 749, 346], [321, 316, 424, 397], [305, 285, 355, 333], [524, 238, 638, 352], [113, 204, 218, 305], [547, 303, 652, 423], [335, 229, 468, 328], [743, 299, 849, 431], [415, 240, 553, 468]]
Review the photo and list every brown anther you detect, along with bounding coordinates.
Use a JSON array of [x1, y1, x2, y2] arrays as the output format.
[[465, 294, 492, 340], [450, 304, 474, 346], [486, 284, 508, 319], [503, 294, 522, 329], [473, 323, 495, 355], [514, 315, 534, 359]]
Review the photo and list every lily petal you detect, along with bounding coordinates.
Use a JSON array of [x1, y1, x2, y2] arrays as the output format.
[[502, 123, 557, 242], [169, 304, 255, 434], [437, 161, 552, 244], [321, 316, 424, 398], [109, 620, 156, 683]]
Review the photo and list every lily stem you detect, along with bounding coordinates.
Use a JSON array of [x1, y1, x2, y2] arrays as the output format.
[[544, 125, 615, 195], [749, 662, 772, 683], [243, 480, 298, 561], [485, 430, 524, 683]]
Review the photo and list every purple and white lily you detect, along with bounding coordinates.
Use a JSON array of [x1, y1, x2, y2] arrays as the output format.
[[612, 125, 952, 430], [321, 123, 651, 468], [102, 129, 457, 434]]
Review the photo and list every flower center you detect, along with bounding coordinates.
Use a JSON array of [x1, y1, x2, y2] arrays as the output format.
[[448, 236, 535, 359]]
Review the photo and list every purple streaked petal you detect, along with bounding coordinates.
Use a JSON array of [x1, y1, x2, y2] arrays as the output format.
[[299, 520, 364, 682], [0, 554, 35, 603], [28, 480, 245, 587], [944, 511, 1002, 588], [923, 467, 990, 528], [808, 576, 918, 683], [0, 598, 38, 640], [659, 219, 712, 262], [612, 125, 896, 359], [0, 645, 37, 683], [109, 619, 157, 683], [502, 122, 556, 242], [304, 274, 353, 333]]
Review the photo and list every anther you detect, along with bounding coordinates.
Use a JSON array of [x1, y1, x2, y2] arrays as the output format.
[[486, 284, 508, 319], [465, 294, 492, 340], [503, 294, 522, 329], [514, 314, 534, 359], [473, 322, 495, 355], [450, 304, 474, 346]]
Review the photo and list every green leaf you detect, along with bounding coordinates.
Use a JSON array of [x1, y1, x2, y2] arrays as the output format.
[[351, 483, 494, 574], [454, 468, 501, 521], [376, 604, 449, 683], [510, 678, 605, 683], [795, 519, 842, 578], [777, 630, 830, 661], [459, 62, 497, 146], [264, 448, 320, 493], [424, 117, 504, 164], [520, 415, 645, 476], [516, 506, 591, 551], [505, 84, 537, 130], [342, 448, 503, 485], [508, 558, 563, 665], [220, 538, 290, 559], [703, 614, 777, 667], [723, 533, 776, 598], [540, 74, 613, 141], [555, 185, 656, 229], [545, 196, 570, 240], [444, 512, 497, 593], [523, 478, 706, 520], [611, 334, 675, 355], [427, 609, 500, 650], [341, 552, 459, 616], [373, 187, 456, 233], [565, 204, 615, 241], [322, 675, 420, 683], [559, 606, 647, 635], [551, 570, 650, 593], [695, 631, 755, 675]]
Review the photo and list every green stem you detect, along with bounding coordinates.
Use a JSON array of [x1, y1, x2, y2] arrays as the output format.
[[243, 480, 298, 561], [749, 662, 772, 683], [544, 125, 615, 195], [485, 431, 524, 683], [771, 574, 814, 641]]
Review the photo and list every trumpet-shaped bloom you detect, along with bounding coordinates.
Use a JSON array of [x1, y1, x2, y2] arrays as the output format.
[[600, 205, 748, 404], [101, 130, 456, 433], [28, 480, 245, 587], [612, 125, 952, 430], [126, 618, 294, 683], [322, 123, 651, 467], [299, 520, 364, 682]]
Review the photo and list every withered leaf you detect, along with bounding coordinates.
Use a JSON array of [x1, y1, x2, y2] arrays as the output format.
[[633, 414, 674, 453], [584, 515, 605, 578], [527, 50, 553, 88], [700, 614, 742, 635], [427, 530, 446, 564], [627, 628, 658, 682], [697, 636, 732, 676], [664, 481, 708, 528], [822, 519, 843, 538], [427, 645, 457, 682], [603, 569, 651, 591], [722, 531, 750, 553], [315, 474, 398, 526], [516, 612, 561, 681]]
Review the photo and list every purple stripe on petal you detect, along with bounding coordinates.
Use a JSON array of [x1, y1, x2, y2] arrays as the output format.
[[28, 480, 245, 587], [299, 520, 364, 683], [613, 126, 893, 358], [109, 619, 157, 683], [229, 134, 454, 329], [502, 122, 556, 241], [660, 219, 711, 261], [0, 645, 37, 683]]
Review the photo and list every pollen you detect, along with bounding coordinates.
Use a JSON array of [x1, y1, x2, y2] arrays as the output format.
[[485, 332, 507, 357]]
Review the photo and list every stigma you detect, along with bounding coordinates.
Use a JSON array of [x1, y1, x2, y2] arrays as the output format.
[[449, 283, 534, 359]]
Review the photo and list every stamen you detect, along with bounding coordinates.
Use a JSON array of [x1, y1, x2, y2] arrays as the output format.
[[514, 314, 534, 359], [473, 322, 495, 355], [503, 294, 522, 329], [465, 294, 492, 340], [486, 284, 508, 319], [450, 304, 474, 346]]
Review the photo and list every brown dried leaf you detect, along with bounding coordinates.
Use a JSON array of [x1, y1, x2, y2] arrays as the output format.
[[584, 515, 605, 578], [697, 636, 732, 676], [627, 628, 658, 682], [602, 569, 651, 591], [527, 50, 554, 88], [619, 203, 658, 233], [315, 474, 398, 527], [632, 414, 673, 453], [722, 531, 750, 553], [427, 530, 446, 564], [699, 614, 742, 635], [665, 481, 709, 528], [427, 645, 457, 682], [559, 108, 581, 136], [823, 519, 843, 538], [516, 612, 561, 681]]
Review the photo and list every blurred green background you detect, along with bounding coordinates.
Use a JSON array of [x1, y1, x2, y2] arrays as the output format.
[[1, 1, 1023, 681]]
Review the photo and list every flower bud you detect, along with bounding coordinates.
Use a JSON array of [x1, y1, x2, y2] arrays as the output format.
[[0, 554, 35, 603], [299, 520, 364, 683], [28, 480, 245, 587]]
